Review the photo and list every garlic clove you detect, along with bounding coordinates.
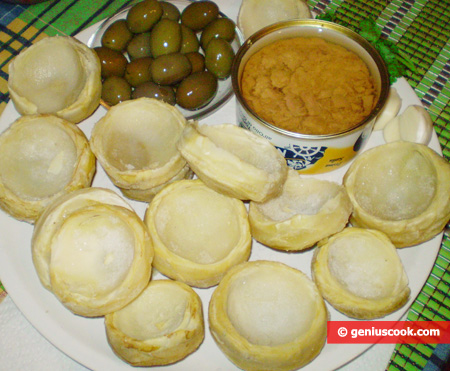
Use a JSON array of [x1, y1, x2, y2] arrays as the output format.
[[383, 105, 433, 145], [399, 105, 433, 145], [237, 0, 312, 41], [382, 116, 401, 142], [373, 87, 402, 131]]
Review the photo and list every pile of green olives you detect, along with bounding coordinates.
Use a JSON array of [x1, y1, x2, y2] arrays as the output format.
[[93, 0, 237, 111]]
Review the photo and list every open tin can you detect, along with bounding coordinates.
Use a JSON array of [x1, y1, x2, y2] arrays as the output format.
[[232, 19, 390, 174]]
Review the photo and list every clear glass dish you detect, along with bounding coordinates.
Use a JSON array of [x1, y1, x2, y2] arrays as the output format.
[[87, 0, 243, 121]]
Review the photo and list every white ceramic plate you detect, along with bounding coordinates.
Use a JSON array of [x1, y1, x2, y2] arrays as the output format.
[[0, 11, 444, 371]]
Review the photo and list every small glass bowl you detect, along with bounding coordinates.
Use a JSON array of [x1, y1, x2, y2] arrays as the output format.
[[87, 0, 243, 121]]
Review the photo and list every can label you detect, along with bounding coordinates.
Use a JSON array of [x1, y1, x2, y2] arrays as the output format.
[[275, 144, 327, 171], [237, 104, 371, 174], [239, 113, 273, 141], [294, 145, 356, 174]]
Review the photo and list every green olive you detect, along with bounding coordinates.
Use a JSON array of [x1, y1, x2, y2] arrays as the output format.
[[180, 24, 199, 54], [102, 76, 131, 106], [185, 51, 205, 74], [126, 32, 152, 60], [176, 70, 217, 109], [132, 81, 176, 105], [150, 18, 182, 58], [125, 57, 153, 87], [160, 1, 180, 21], [204, 38, 234, 79], [200, 17, 236, 49], [101, 19, 133, 52], [150, 53, 191, 85], [126, 0, 163, 33], [181, 1, 219, 31], [94, 46, 128, 78]]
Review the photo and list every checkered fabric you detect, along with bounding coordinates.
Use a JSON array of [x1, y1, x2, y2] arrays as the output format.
[[0, 0, 449, 369]]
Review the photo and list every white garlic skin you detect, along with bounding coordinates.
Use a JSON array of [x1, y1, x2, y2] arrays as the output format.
[[373, 87, 402, 131], [383, 104, 433, 145]]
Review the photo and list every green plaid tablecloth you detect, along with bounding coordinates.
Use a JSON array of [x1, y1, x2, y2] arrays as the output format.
[[0, 0, 449, 370]]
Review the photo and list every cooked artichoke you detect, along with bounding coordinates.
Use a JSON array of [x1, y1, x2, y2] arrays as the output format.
[[238, 0, 312, 40], [312, 227, 410, 319], [90, 98, 187, 201], [177, 122, 288, 202], [32, 187, 153, 317], [343, 141, 450, 247], [105, 279, 204, 366], [209, 260, 327, 371], [249, 169, 352, 251], [0, 114, 95, 223], [120, 164, 193, 202], [8, 36, 101, 124], [144, 179, 251, 288]]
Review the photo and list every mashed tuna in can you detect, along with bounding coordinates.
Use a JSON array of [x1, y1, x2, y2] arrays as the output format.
[[241, 37, 376, 135]]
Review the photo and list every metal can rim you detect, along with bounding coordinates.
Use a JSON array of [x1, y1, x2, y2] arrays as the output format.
[[231, 19, 390, 140]]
